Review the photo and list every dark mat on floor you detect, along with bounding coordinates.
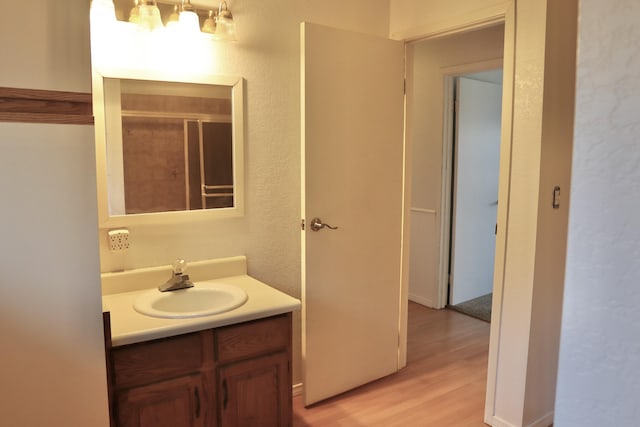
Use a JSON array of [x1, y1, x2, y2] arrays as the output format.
[[449, 293, 492, 322]]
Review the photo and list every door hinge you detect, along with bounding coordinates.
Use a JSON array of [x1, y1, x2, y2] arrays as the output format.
[[301, 219, 305, 230], [403, 79, 406, 95]]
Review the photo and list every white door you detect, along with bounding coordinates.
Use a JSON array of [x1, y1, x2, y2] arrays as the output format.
[[301, 22, 405, 406], [450, 77, 502, 305]]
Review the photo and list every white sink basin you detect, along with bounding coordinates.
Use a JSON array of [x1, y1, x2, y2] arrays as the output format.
[[133, 282, 248, 319]]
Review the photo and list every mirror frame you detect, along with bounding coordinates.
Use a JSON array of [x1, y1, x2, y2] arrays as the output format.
[[92, 67, 245, 228]]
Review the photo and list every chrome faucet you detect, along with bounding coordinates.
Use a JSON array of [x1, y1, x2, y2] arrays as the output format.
[[159, 259, 195, 292]]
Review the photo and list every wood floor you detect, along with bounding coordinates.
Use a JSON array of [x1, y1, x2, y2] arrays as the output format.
[[293, 302, 491, 426]]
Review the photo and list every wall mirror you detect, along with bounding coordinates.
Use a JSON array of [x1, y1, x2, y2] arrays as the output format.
[[93, 70, 244, 227]]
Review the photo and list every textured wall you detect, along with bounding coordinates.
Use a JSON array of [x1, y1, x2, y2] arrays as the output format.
[[555, 1, 640, 425]]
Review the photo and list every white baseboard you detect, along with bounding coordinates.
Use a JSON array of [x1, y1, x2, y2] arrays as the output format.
[[408, 294, 434, 308], [489, 416, 517, 427], [488, 412, 554, 427], [526, 412, 554, 427], [292, 383, 303, 397]]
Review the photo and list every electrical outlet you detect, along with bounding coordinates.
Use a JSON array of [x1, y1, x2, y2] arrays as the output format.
[[108, 229, 130, 252]]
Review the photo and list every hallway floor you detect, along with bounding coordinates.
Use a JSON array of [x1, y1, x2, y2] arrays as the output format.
[[293, 302, 491, 426]]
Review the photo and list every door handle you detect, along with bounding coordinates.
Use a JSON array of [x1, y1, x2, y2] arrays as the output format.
[[194, 386, 201, 418], [310, 217, 339, 232], [222, 379, 229, 410]]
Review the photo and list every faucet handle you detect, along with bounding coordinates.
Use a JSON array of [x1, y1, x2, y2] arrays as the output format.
[[172, 259, 187, 275]]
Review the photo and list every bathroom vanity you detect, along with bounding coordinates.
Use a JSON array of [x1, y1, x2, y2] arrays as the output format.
[[102, 257, 300, 427]]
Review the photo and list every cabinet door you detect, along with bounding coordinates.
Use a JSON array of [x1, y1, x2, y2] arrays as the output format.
[[218, 352, 291, 427], [116, 374, 206, 427]]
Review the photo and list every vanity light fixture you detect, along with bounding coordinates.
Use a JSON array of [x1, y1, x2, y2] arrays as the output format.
[[214, 0, 236, 41], [90, 0, 116, 24], [137, 0, 163, 31], [166, 4, 180, 28], [90, 0, 237, 40], [128, 0, 140, 23], [201, 9, 217, 34], [179, 0, 201, 34]]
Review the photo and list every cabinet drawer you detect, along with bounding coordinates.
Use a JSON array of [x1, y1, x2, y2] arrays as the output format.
[[216, 314, 290, 363], [112, 332, 204, 389]]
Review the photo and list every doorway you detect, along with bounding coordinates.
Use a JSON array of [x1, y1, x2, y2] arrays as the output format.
[[404, 25, 505, 421], [447, 71, 503, 323], [406, 25, 504, 312]]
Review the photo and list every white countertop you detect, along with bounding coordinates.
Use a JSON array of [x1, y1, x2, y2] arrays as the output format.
[[103, 274, 300, 347]]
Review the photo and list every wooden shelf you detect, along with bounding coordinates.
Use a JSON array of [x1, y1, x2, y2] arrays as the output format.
[[0, 86, 93, 125]]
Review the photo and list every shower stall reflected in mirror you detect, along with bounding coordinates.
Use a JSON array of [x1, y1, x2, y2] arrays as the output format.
[[121, 113, 233, 214], [186, 120, 233, 210]]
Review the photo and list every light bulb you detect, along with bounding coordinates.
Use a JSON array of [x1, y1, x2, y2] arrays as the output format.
[[137, 0, 163, 31], [128, 0, 139, 23], [178, 0, 200, 34], [202, 10, 216, 34], [166, 5, 180, 28], [90, 0, 116, 27], [179, 10, 200, 33]]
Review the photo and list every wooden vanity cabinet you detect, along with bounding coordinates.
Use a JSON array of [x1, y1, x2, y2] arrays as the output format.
[[108, 313, 292, 427]]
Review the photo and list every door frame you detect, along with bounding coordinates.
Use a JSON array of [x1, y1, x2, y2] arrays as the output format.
[[438, 59, 504, 309], [398, 3, 515, 424]]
